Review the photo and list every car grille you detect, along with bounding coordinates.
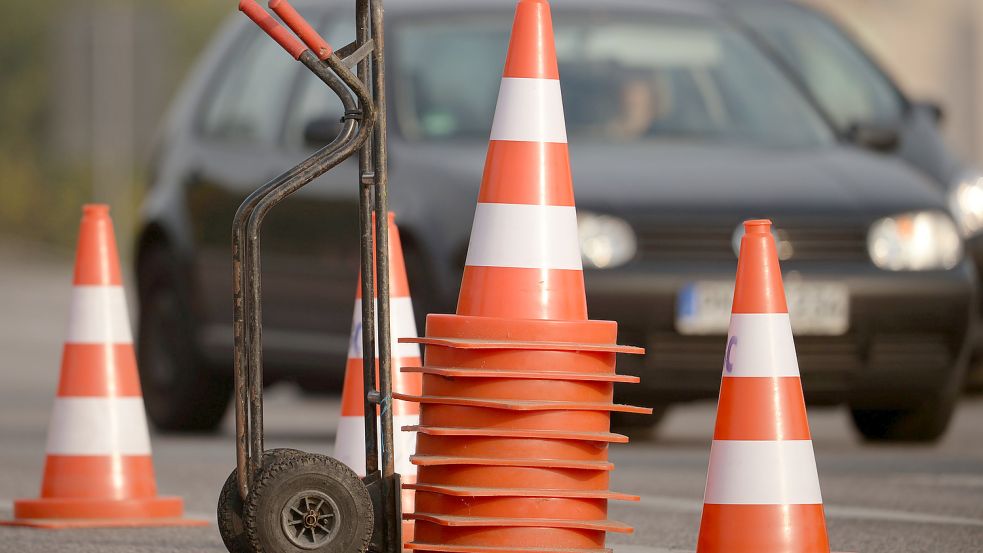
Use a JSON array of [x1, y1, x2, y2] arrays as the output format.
[[635, 223, 870, 261]]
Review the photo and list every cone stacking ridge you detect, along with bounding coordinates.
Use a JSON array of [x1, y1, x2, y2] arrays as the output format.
[[334, 213, 423, 542], [395, 3, 649, 552], [2, 205, 205, 529], [697, 220, 830, 553]]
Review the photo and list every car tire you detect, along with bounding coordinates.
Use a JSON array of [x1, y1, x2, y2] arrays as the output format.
[[850, 389, 958, 443], [137, 247, 231, 432], [402, 241, 443, 333]]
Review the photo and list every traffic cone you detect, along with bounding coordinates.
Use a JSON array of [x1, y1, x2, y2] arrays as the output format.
[[696, 220, 830, 552], [334, 213, 423, 542], [1, 205, 206, 529], [394, 2, 650, 552]]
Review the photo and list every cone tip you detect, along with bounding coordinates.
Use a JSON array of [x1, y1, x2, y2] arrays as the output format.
[[83, 204, 110, 218], [744, 219, 772, 235]]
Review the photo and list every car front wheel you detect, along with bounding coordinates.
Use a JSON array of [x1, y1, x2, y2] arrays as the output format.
[[138, 248, 231, 432], [850, 383, 959, 443]]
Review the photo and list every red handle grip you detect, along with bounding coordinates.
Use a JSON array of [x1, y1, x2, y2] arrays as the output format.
[[269, 0, 333, 60], [238, 0, 306, 60]]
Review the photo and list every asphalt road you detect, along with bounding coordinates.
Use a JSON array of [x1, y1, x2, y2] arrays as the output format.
[[1, 242, 982, 552]]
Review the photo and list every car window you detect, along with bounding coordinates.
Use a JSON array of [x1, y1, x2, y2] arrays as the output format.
[[390, 15, 833, 148], [200, 27, 298, 145], [284, 20, 357, 149], [733, 4, 904, 130]]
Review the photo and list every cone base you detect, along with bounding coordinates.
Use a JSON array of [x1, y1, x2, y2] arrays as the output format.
[[7, 496, 207, 528]]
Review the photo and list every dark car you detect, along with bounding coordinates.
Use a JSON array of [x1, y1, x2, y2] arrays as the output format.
[[136, 0, 975, 442], [714, 0, 983, 388]]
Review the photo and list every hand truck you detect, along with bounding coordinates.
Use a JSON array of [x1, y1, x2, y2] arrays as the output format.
[[217, 2, 401, 552]]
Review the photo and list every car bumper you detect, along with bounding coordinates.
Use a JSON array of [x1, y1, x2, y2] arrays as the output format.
[[586, 259, 976, 408]]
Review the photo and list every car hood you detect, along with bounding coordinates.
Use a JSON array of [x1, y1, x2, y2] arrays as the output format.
[[394, 140, 949, 223]]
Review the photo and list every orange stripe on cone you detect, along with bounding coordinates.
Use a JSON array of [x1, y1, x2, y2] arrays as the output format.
[[458, 266, 587, 321], [72, 204, 122, 286], [502, 0, 559, 80], [58, 344, 142, 397], [713, 377, 811, 441], [479, 142, 574, 206], [698, 504, 830, 553], [40, 456, 159, 499], [2, 205, 204, 529], [732, 220, 788, 314]]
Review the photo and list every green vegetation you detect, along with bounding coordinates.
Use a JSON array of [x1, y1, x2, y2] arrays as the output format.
[[0, 1, 225, 247]]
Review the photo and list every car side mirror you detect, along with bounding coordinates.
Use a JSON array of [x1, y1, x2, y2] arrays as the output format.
[[912, 100, 945, 126], [303, 115, 342, 148], [846, 122, 901, 153]]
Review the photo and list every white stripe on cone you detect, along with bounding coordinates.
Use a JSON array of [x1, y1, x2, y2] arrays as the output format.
[[348, 297, 421, 360], [334, 415, 419, 476], [45, 397, 152, 455], [722, 314, 800, 377], [465, 203, 582, 270], [704, 440, 823, 505], [490, 78, 567, 143], [66, 286, 132, 344]]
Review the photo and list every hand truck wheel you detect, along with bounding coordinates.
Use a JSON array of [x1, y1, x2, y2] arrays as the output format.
[[244, 453, 374, 553], [218, 448, 307, 553]]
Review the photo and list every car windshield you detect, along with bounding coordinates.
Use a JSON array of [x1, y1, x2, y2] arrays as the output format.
[[392, 15, 833, 148], [732, 4, 905, 130]]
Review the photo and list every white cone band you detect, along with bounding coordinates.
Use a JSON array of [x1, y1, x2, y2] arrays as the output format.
[[45, 397, 152, 455], [490, 78, 568, 143], [334, 415, 418, 477], [465, 203, 582, 270], [704, 440, 822, 505], [348, 297, 421, 360], [722, 314, 800, 377], [66, 286, 132, 344]]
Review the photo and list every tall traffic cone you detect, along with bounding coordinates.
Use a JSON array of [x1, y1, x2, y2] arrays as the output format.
[[334, 213, 423, 542], [2, 205, 206, 529], [394, 2, 650, 552], [696, 220, 830, 552]]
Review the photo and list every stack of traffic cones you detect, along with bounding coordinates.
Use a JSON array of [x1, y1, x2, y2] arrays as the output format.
[[394, 2, 650, 552], [697, 220, 831, 552], [334, 214, 423, 542], [2, 205, 204, 529]]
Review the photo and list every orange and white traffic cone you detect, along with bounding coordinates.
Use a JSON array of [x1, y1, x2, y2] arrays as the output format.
[[393, 2, 649, 552], [458, 0, 583, 322], [334, 213, 423, 542], [696, 219, 830, 553], [2, 205, 205, 529]]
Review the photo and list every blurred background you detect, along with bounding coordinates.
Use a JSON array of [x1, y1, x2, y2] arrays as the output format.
[[2, 2, 983, 551], [2, 0, 983, 251]]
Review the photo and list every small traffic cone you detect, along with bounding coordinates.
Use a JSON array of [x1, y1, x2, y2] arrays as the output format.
[[696, 219, 830, 552], [2, 205, 206, 529], [333, 213, 423, 542], [394, 2, 649, 552]]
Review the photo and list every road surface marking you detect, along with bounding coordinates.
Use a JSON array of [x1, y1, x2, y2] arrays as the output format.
[[635, 495, 983, 527]]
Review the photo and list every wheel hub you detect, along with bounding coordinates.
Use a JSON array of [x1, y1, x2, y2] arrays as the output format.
[[281, 490, 339, 549]]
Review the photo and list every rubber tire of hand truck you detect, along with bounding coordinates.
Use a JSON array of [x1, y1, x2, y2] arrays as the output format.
[[218, 448, 307, 553], [244, 453, 374, 553]]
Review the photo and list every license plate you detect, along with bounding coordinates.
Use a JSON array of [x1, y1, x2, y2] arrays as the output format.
[[676, 280, 850, 336]]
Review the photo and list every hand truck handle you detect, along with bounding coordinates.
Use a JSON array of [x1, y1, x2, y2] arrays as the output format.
[[269, 0, 334, 60], [238, 0, 306, 60]]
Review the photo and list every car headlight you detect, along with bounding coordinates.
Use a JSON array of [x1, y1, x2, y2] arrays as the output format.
[[949, 170, 983, 237], [868, 211, 963, 271], [578, 212, 637, 269]]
